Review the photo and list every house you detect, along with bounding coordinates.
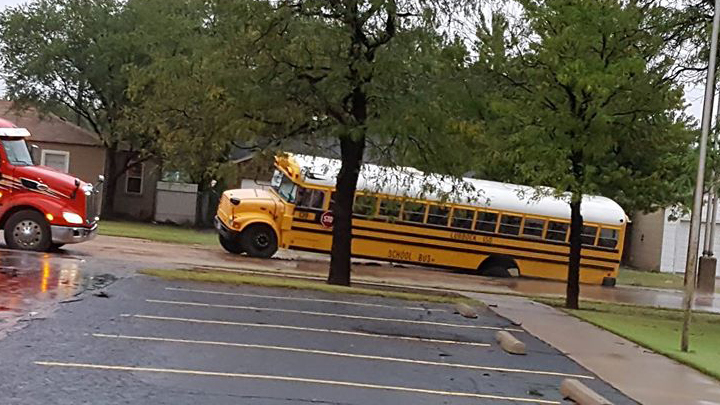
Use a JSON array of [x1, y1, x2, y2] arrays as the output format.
[[0, 101, 105, 185]]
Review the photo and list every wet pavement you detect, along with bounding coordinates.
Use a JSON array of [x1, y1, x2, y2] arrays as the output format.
[[0, 276, 636, 404], [0, 248, 139, 339]]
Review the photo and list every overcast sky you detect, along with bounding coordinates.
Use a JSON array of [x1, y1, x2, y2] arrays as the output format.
[[0, 0, 710, 122]]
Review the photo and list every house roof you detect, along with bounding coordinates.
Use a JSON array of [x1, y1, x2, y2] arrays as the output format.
[[0, 101, 103, 147]]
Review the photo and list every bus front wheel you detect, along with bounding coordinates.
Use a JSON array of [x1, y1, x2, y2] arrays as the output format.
[[240, 224, 278, 258], [218, 234, 244, 254]]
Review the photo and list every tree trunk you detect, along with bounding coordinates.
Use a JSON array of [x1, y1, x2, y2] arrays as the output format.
[[566, 196, 583, 309], [328, 133, 366, 286], [102, 147, 118, 218]]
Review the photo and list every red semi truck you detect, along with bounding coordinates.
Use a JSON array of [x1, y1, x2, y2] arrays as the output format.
[[0, 118, 101, 251]]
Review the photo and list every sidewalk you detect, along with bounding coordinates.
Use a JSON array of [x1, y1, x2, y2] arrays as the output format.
[[465, 292, 720, 405]]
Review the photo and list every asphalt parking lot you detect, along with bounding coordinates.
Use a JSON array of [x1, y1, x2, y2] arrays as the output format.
[[0, 275, 635, 404]]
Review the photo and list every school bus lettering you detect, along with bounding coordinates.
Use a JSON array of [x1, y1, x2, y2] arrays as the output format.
[[450, 232, 476, 242], [417, 253, 435, 264], [388, 249, 412, 261]]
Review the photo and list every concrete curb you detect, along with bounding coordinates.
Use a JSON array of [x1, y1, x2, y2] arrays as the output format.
[[454, 303, 478, 318], [495, 330, 526, 355], [560, 379, 613, 405]]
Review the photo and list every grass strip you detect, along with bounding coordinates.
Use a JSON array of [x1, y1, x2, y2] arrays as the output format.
[[140, 268, 480, 306], [537, 298, 720, 381], [99, 221, 216, 246]]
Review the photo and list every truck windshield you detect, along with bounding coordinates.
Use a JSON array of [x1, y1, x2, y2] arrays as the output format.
[[2, 139, 34, 166], [272, 171, 297, 203]]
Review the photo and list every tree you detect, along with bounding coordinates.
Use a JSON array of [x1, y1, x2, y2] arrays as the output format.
[[0, 0, 156, 215], [473, 0, 694, 308], [128, 0, 473, 286]]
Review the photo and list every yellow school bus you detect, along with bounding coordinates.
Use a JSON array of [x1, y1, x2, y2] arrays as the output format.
[[215, 154, 627, 286]]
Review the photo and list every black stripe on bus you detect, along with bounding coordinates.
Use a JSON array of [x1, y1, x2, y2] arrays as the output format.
[[289, 225, 616, 271], [293, 211, 619, 254], [290, 223, 620, 265], [287, 242, 614, 272]]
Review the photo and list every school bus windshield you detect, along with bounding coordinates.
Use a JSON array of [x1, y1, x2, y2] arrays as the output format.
[[272, 170, 297, 203]]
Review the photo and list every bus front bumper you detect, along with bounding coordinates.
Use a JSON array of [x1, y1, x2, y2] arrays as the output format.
[[215, 216, 240, 240], [51, 224, 98, 244]]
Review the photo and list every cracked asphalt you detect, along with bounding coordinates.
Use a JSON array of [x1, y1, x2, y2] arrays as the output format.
[[0, 268, 636, 405]]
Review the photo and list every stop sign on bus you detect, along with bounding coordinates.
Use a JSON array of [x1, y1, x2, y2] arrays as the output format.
[[320, 211, 334, 228]]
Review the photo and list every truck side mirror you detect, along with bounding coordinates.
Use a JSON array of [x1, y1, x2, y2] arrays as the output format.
[[30, 144, 41, 165]]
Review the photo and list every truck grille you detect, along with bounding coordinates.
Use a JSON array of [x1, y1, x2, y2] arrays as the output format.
[[86, 184, 102, 224]]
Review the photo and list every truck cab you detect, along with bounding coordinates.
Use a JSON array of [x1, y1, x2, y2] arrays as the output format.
[[0, 118, 101, 251]]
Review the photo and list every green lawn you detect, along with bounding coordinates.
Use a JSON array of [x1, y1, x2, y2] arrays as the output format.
[[617, 267, 685, 289], [99, 220, 217, 246], [617, 267, 720, 293], [553, 300, 720, 381]]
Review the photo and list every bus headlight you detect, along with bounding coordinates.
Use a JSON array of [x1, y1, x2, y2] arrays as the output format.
[[62, 212, 84, 224]]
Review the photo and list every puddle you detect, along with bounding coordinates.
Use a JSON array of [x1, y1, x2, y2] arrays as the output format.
[[0, 252, 90, 327]]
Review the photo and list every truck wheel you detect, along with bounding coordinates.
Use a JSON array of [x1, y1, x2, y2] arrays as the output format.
[[240, 224, 278, 258], [4, 210, 52, 252], [218, 234, 243, 254]]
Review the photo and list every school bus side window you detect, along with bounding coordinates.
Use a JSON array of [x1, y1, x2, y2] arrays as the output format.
[[522, 218, 545, 238], [353, 195, 377, 216], [581, 225, 598, 245], [451, 208, 474, 229], [476, 211, 498, 232], [427, 205, 450, 226], [598, 228, 618, 248], [296, 187, 325, 209], [402, 201, 426, 222], [545, 221, 568, 242], [379, 199, 401, 218], [499, 214, 522, 235]]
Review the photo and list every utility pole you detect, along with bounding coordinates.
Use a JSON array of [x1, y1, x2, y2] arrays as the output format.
[[682, 0, 720, 353]]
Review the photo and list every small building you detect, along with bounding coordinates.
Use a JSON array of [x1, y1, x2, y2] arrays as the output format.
[[627, 204, 720, 273]]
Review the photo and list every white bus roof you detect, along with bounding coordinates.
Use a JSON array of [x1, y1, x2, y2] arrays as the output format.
[[0, 128, 31, 138], [288, 154, 627, 226]]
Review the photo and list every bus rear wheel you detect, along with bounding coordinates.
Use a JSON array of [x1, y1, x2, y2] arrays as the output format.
[[478, 256, 519, 278], [4, 210, 52, 252], [240, 224, 278, 258], [218, 234, 243, 254]]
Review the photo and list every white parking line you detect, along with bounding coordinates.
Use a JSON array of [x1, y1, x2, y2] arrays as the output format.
[[146, 299, 523, 332], [164, 287, 446, 312], [93, 333, 594, 380], [35, 361, 561, 404], [131, 314, 491, 347]]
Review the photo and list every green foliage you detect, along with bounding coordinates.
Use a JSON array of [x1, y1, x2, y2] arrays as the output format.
[[472, 0, 694, 213], [1, 0, 138, 146], [123, 0, 474, 183]]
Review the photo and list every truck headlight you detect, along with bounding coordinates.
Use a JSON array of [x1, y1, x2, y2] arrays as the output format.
[[62, 212, 84, 224]]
